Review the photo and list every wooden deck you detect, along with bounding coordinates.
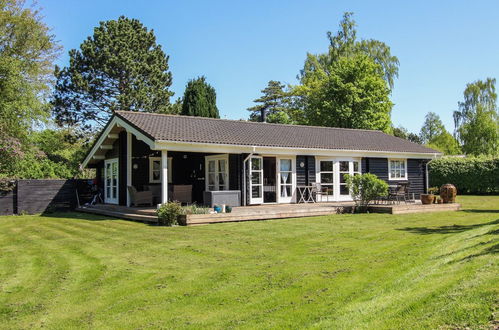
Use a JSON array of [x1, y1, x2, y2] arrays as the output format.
[[76, 201, 461, 225]]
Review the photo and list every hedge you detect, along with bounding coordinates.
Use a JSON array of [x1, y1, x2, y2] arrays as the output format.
[[429, 156, 499, 194]]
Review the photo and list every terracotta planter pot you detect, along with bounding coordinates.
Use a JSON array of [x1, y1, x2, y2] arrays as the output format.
[[421, 194, 435, 205], [440, 184, 457, 203]]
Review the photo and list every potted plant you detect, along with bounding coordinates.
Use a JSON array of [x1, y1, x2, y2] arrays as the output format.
[[421, 187, 438, 205]]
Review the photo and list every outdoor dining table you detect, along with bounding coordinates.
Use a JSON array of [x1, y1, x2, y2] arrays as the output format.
[[296, 186, 316, 203]]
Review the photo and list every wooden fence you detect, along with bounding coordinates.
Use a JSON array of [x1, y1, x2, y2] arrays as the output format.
[[0, 179, 94, 216]]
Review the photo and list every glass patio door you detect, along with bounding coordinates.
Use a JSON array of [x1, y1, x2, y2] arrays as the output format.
[[245, 156, 263, 204], [317, 160, 335, 202], [104, 158, 119, 204]]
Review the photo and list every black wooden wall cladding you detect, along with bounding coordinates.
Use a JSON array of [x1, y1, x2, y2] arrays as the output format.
[[362, 158, 428, 197], [0, 179, 93, 216]]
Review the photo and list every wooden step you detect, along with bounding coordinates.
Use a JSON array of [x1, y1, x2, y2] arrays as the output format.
[[76, 207, 158, 223]]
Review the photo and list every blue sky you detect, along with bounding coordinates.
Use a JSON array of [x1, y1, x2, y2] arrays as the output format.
[[42, 0, 499, 133]]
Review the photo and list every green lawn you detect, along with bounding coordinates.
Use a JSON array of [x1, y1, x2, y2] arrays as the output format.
[[0, 196, 497, 329]]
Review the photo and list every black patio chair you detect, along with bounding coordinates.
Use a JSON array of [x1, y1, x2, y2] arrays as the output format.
[[388, 183, 408, 204]]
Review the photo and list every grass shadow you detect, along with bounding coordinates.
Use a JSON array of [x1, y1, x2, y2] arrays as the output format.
[[398, 218, 499, 235], [40, 211, 118, 222], [461, 209, 499, 213]]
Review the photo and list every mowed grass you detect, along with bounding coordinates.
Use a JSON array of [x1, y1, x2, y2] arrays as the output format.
[[0, 196, 497, 329]]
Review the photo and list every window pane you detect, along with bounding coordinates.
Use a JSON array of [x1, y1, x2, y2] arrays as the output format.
[[252, 186, 261, 198], [353, 161, 359, 172], [112, 187, 117, 198], [320, 161, 333, 172], [153, 160, 160, 171], [153, 171, 160, 181], [280, 159, 291, 172], [218, 159, 226, 172], [251, 172, 261, 184], [340, 173, 348, 184], [281, 185, 292, 197], [400, 169, 406, 177], [208, 160, 215, 172], [321, 173, 334, 184], [340, 185, 349, 195], [208, 185, 215, 191], [208, 173, 215, 185], [219, 173, 226, 185], [251, 158, 261, 170], [106, 187, 110, 198], [322, 185, 334, 195], [339, 161, 349, 172], [280, 172, 291, 184]]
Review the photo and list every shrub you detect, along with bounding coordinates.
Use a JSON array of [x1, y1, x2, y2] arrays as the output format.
[[183, 204, 210, 215], [157, 202, 183, 226], [429, 156, 499, 194], [345, 173, 389, 212], [428, 187, 439, 195]]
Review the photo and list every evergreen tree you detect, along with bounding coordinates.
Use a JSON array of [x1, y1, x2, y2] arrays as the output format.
[[52, 16, 174, 130], [420, 112, 445, 144], [247, 81, 290, 123], [454, 78, 498, 156], [181, 76, 219, 118]]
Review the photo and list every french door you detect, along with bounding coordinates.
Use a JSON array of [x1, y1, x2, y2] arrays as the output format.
[[104, 158, 119, 204], [245, 156, 263, 205], [277, 157, 294, 203], [316, 158, 361, 202]]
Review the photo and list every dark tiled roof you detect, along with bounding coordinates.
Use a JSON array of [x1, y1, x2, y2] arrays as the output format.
[[116, 111, 439, 154]]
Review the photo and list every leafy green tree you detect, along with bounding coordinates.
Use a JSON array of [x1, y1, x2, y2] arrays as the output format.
[[427, 131, 461, 155], [248, 80, 291, 123], [407, 133, 423, 144], [297, 54, 393, 132], [453, 78, 498, 156], [293, 12, 397, 132], [299, 12, 399, 91], [181, 76, 219, 118], [420, 112, 445, 144], [0, 0, 59, 175], [52, 16, 174, 130], [392, 126, 408, 139]]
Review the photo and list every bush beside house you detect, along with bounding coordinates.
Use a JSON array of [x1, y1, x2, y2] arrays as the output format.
[[429, 157, 499, 194]]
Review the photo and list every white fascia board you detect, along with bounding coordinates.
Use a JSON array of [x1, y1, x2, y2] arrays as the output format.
[[153, 140, 440, 159], [81, 116, 155, 168]]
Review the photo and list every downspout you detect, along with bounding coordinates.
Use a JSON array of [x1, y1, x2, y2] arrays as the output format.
[[242, 146, 257, 206], [425, 153, 438, 194]]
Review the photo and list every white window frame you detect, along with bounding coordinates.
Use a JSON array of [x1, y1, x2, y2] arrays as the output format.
[[205, 154, 229, 191], [388, 159, 408, 181], [149, 157, 172, 183]]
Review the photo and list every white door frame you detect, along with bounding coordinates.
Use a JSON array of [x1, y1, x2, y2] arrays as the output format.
[[276, 156, 296, 203], [246, 155, 264, 205], [104, 158, 119, 204]]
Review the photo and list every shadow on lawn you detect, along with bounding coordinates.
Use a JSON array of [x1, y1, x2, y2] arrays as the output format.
[[461, 209, 499, 213], [41, 211, 116, 222], [398, 218, 499, 235]]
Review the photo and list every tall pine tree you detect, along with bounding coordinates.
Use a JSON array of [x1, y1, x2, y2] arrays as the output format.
[[181, 76, 219, 118], [52, 16, 174, 131], [247, 80, 291, 123]]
